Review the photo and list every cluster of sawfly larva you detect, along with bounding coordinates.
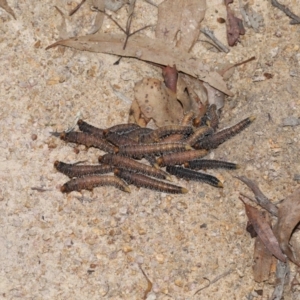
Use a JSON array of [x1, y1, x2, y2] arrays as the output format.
[[52, 105, 255, 194]]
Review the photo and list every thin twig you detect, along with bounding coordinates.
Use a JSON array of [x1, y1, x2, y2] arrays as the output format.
[[271, 0, 300, 24], [200, 27, 230, 53], [91, 6, 151, 50], [69, 0, 87, 16], [193, 269, 233, 295]]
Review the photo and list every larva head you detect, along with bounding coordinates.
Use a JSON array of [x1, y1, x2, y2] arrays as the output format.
[[114, 168, 121, 176], [60, 132, 67, 140], [60, 184, 68, 193], [54, 160, 60, 169], [77, 119, 83, 126]]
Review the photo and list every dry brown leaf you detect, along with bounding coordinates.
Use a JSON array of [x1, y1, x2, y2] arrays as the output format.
[[274, 188, 300, 266], [132, 78, 183, 127], [253, 212, 273, 282], [128, 98, 150, 127], [225, 0, 245, 46], [177, 74, 208, 117], [243, 201, 286, 262], [46, 33, 233, 96], [89, 0, 105, 34], [156, 0, 206, 52], [0, 0, 16, 19]]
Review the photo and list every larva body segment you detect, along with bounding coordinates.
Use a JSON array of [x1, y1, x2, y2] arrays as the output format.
[[77, 119, 104, 136], [123, 127, 153, 142], [141, 125, 194, 143], [181, 111, 195, 126], [156, 150, 208, 167], [99, 154, 171, 180], [166, 166, 223, 188], [54, 161, 114, 178], [118, 143, 192, 159], [194, 116, 255, 150], [105, 132, 138, 147], [206, 104, 219, 131], [184, 126, 214, 146], [114, 169, 188, 194], [60, 175, 131, 193], [60, 131, 117, 153], [184, 159, 239, 170], [103, 123, 140, 136]]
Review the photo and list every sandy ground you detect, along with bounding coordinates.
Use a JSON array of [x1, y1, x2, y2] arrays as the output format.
[[1, 0, 300, 299]]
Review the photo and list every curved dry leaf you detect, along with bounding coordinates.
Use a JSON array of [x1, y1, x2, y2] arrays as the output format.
[[133, 78, 183, 127], [89, 0, 105, 34], [252, 212, 273, 283], [0, 0, 16, 19], [274, 187, 300, 266], [46, 33, 233, 96], [177, 74, 208, 117], [156, 0, 206, 52], [243, 201, 286, 262]]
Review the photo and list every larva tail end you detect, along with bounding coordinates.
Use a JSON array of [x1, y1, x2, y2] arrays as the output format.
[[181, 187, 189, 194], [185, 145, 193, 151], [124, 186, 131, 193], [166, 175, 173, 182], [217, 181, 224, 188], [235, 164, 241, 169]]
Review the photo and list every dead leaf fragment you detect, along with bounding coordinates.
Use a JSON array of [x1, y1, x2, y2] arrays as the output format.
[[156, 0, 207, 52], [253, 212, 273, 282], [46, 33, 233, 96], [274, 187, 300, 266], [89, 0, 105, 34], [225, 0, 245, 46], [133, 78, 183, 127], [243, 201, 286, 262], [0, 0, 16, 19]]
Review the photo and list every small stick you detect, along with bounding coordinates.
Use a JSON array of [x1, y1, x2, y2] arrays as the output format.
[[200, 27, 230, 53], [54, 161, 114, 178], [69, 0, 86, 16], [271, 0, 300, 24], [185, 159, 239, 170], [99, 154, 171, 181], [114, 169, 188, 194], [156, 150, 208, 167], [61, 175, 130, 193], [166, 166, 223, 188], [236, 176, 278, 217]]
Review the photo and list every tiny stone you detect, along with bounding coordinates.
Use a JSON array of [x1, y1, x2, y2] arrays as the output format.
[[155, 253, 165, 264], [31, 133, 37, 141], [282, 116, 300, 127]]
